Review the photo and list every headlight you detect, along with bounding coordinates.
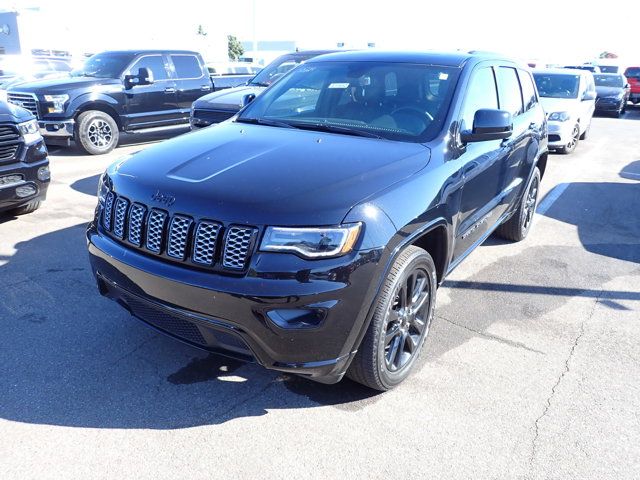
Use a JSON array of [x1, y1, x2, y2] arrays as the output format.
[[260, 223, 362, 259], [17, 119, 42, 144], [97, 172, 110, 205], [43, 94, 69, 113], [548, 111, 570, 122]]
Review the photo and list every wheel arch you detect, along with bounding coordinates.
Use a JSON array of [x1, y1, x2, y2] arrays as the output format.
[[73, 101, 123, 131]]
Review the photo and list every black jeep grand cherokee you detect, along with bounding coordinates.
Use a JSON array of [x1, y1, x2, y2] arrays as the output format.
[[88, 51, 548, 390]]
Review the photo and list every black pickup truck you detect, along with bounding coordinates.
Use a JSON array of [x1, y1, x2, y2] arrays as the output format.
[[6, 50, 213, 155]]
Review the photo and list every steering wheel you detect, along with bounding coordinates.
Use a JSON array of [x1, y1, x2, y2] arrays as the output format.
[[390, 106, 434, 122]]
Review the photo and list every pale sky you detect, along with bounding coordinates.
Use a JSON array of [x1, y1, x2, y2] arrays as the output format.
[[6, 0, 639, 64]]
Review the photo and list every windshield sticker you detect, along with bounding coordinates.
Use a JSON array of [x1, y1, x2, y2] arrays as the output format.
[[328, 82, 350, 89], [439, 73, 449, 80]]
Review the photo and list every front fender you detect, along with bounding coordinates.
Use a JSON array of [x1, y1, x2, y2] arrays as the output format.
[[65, 89, 122, 118]]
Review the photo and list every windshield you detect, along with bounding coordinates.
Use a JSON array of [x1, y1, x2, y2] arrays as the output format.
[[533, 73, 580, 99], [249, 54, 314, 87], [239, 61, 460, 142], [71, 53, 133, 78], [625, 67, 640, 79], [594, 74, 624, 88]]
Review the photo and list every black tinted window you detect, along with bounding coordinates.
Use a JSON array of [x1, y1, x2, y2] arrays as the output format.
[[534, 74, 581, 99], [128, 55, 168, 80], [171, 55, 202, 78], [518, 70, 537, 111], [496, 67, 523, 117], [461, 67, 498, 130], [594, 74, 624, 88]]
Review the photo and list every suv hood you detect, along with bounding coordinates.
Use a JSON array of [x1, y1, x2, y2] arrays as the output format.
[[108, 122, 430, 226], [7, 76, 121, 95], [192, 85, 267, 111], [595, 86, 624, 97], [539, 97, 581, 116]]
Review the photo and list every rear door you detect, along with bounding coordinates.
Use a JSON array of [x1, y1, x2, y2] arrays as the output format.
[[169, 54, 212, 124], [122, 54, 179, 129]]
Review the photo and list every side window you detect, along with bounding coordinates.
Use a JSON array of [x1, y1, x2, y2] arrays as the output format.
[[461, 67, 498, 130], [128, 55, 169, 80], [517, 70, 537, 112], [171, 55, 203, 79], [495, 67, 524, 117]]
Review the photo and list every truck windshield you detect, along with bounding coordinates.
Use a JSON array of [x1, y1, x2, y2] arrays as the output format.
[[533, 73, 580, 99], [239, 61, 460, 142], [594, 74, 624, 88], [71, 53, 134, 79], [249, 55, 311, 87]]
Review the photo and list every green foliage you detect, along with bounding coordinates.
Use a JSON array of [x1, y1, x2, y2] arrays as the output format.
[[228, 35, 244, 61]]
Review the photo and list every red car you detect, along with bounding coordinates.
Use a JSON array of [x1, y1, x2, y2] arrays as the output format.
[[624, 67, 640, 104]]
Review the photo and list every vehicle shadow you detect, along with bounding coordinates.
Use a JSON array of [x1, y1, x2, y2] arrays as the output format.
[[620, 160, 640, 181], [0, 223, 380, 430], [70, 174, 101, 197], [46, 127, 191, 157]]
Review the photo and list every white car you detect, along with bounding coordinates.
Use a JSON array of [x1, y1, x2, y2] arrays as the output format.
[[533, 68, 596, 154]]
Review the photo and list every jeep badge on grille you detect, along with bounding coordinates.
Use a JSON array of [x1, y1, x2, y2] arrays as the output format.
[[151, 190, 176, 207]]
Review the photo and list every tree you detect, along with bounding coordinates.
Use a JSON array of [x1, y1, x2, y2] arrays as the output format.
[[196, 25, 207, 37], [228, 35, 244, 61], [598, 51, 618, 59]]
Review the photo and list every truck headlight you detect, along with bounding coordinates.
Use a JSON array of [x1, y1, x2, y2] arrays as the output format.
[[17, 119, 42, 144], [548, 111, 570, 122], [260, 224, 361, 259], [44, 94, 69, 113], [97, 172, 110, 205]]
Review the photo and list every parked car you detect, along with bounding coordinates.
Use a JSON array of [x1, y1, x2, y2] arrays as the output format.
[[190, 50, 338, 128], [6, 50, 213, 155], [0, 55, 72, 83], [533, 68, 596, 154], [595, 65, 620, 74], [564, 65, 601, 74], [593, 73, 630, 117], [87, 50, 548, 390], [206, 61, 263, 91], [624, 66, 640, 104], [0, 101, 50, 216]]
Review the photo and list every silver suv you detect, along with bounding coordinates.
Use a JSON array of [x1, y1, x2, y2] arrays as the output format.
[[533, 68, 596, 154]]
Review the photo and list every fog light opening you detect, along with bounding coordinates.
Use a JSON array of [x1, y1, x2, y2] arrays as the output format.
[[15, 184, 37, 198]]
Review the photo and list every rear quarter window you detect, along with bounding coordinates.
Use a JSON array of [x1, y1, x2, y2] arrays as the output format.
[[517, 69, 537, 111], [495, 67, 524, 117]]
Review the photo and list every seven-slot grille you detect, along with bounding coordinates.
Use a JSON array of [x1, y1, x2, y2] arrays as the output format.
[[7, 93, 39, 118], [101, 192, 256, 271]]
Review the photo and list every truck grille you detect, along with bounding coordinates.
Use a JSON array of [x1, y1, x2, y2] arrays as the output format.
[[192, 109, 236, 127], [7, 93, 39, 118], [101, 192, 257, 271], [0, 124, 21, 165]]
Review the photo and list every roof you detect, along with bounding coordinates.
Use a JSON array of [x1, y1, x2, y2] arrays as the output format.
[[305, 50, 513, 67], [533, 68, 591, 76], [96, 50, 200, 56]]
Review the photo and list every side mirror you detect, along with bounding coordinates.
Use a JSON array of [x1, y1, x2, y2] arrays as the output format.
[[124, 67, 154, 89], [460, 109, 513, 143], [241, 93, 256, 107], [582, 90, 596, 101]]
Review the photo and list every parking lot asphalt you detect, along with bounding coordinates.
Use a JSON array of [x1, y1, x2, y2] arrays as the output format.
[[1, 112, 639, 480]]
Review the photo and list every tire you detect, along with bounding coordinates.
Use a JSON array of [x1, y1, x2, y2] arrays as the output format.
[[75, 110, 119, 155], [10, 200, 41, 216], [557, 124, 580, 154], [347, 246, 437, 391], [579, 121, 590, 140], [495, 167, 541, 242]]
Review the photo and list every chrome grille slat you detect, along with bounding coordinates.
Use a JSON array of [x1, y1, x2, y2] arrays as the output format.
[[146, 209, 167, 253], [7, 93, 39, 118], [193, 221, 221, 265], [102, 192, 115, 231], [127, 203, 147, 246], [167, 215, 193, 259], [223, 226, 256, 270], [112, 197, 130, 239]]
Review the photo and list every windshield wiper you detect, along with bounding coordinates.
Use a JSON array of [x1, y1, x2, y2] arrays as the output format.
[[288, 122, 384, 139], [249, 81, 270, 87], [235, 117, 296, 129]]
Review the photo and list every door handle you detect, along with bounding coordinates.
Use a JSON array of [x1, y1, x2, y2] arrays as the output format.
[[164, 87, 176, 94]]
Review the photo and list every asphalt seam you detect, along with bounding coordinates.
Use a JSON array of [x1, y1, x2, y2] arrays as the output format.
[[436, 315, 546, 355], [528, 288, 604, 471]]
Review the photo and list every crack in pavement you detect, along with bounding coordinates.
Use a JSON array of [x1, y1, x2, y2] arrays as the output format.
[[528, 289, 604, 471], [437, 315, 546, 355]]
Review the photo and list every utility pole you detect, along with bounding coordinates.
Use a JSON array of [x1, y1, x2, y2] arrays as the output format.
[[252, 0, 257, 58]]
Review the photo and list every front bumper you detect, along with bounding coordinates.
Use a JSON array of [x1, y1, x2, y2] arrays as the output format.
[[87, 225, 382, 383], [595, 98, 624, 112], [39, 119, 75, 145], [547, 120, 576, 148], [629, 92, 640, 103], [0, 140, 50, 213]]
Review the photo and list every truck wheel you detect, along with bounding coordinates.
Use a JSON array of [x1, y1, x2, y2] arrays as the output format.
[[495, 167, 541, 242], [347, 246, 436, 391], [10, 200, 41, 216], [557, 124, 580, 154], [75, 110, 119, 155]]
